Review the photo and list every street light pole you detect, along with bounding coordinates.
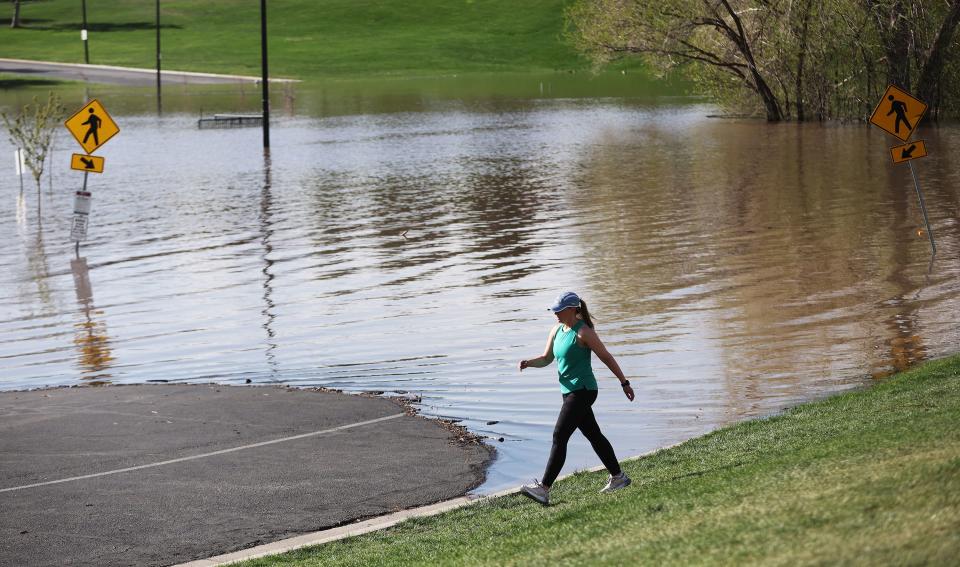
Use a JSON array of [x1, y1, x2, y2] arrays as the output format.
[[260, 0, 270, 149], [81, 0, 89, 64], [156, 0, 162, 114]]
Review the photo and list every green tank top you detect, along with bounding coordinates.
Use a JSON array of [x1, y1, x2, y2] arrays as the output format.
[[553, 320, 597, 393]]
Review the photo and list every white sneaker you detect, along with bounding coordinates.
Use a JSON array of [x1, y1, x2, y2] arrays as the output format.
[[600, 471, 631, 493], [520, 479, 550, 505]]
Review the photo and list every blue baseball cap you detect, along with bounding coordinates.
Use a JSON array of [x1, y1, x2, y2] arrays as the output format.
[[548, 291, 581, 312]]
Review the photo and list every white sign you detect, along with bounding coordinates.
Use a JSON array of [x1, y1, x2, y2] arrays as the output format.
[[14, 149, 24, 176], [71, 191, 91, 241], [70, 214, 89, 241], [73, 191, 91, 214]]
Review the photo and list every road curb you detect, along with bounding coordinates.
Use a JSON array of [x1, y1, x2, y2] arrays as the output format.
[[0, 57, 299, 83], [174, 442, 684, 567]]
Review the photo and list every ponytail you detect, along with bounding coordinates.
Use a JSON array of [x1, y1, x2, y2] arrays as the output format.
[[578, 300, 595, 329]]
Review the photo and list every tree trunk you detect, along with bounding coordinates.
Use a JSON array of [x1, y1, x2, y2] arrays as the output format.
[[879, 0, 912, 89], [794, 0, 814, 121], [916, 0, 960, 121], [11, 0, 22, 28], [755, 74, 784, 121], [717, 0, 784, 121]]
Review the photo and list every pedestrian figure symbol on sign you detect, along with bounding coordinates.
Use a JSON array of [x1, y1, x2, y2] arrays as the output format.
[[886, 95, 912, 135], [81, 108, 102, 147]]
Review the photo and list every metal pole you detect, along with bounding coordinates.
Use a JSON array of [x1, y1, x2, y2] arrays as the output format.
[[260, 0, 270, 149], [81, 0, 89, 64], [156, 0, 162, 114], [77, 171, 88, 256], [908, 160, 936, 255]]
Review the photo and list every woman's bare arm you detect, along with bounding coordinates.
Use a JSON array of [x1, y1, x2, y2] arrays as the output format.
[[519, 325, 559, 371], [579, 326, 635, 401]]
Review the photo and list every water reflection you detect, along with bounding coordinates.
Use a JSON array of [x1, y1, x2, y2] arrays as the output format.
[[70, 256, 113, 384], [575, 120, 958, 413], [260, 152, 279, 380], [15, 189, 27, 226], [0, 99, 957, 493], [20, 225, 56, 319]]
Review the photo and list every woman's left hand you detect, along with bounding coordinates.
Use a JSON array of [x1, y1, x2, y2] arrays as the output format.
[[622, 384, 635, 401]]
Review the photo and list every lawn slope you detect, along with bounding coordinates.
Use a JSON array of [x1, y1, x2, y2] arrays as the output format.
[[239, 354, 960, 566], [1, 1, 623, 79]]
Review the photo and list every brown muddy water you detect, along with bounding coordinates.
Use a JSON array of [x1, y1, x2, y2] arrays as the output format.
[[1, 85, 958, 492]]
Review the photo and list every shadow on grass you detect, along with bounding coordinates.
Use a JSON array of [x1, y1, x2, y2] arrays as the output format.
[[11, 18, 53, 26], [666, 460, 746, 482], [0, 77, 66, 89], [26, 22, 183, 32]]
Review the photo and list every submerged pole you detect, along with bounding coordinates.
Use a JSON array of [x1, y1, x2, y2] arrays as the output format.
[[260, 0, 270, 149], [908, 160, 936, 255], [156, 0, 162, 114], [76, 171, 89, 256]]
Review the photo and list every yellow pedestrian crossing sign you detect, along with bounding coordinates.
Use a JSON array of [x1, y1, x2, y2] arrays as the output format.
[[64, 99, 119, 154], [869, 85, 927, 142]]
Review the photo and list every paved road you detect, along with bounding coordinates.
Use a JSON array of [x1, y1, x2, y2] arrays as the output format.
[[0, 58, 296, 86], [0, 385, 492, 567]]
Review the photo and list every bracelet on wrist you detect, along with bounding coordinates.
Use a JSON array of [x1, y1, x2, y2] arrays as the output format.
[[621, 380, 630, 387]]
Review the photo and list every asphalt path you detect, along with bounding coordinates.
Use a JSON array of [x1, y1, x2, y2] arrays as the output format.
[[0, 58, 297, 86], [0, 385, 492, 567]]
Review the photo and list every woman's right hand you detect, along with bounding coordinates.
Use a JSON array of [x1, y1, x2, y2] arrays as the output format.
[[518, 359, 529, 371]]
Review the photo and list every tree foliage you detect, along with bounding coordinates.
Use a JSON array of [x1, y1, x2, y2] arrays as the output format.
[[3, 92, 65, 211], [567, 0, 960, 122]]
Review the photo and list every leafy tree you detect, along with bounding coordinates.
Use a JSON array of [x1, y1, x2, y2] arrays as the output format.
[[567, 0, 960, 121], [3, 93, 65, 215], [566, 0, 787, 120]]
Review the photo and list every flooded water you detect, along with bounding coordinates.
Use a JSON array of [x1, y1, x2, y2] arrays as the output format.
[[1, 82, 959, 493]]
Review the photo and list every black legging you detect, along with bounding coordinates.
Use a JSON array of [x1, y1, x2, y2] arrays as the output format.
[[542, 388, 621, 487]]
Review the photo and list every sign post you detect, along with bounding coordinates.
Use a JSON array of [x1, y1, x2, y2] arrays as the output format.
[[64, 99, 119, 254], [870, 85, 935, 255], [907, 161, 935, 255]]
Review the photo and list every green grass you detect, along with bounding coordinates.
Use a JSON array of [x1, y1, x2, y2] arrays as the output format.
[[0, 0, 637, 80], [235, 354, 960, 566]]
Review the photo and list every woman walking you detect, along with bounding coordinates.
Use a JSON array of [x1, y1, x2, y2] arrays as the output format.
[[518, 291, 634, 505]]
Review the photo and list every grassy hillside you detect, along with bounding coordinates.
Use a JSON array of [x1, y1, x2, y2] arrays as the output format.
[[237, 354, 960, 566], [0, 0, 628, 79]]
